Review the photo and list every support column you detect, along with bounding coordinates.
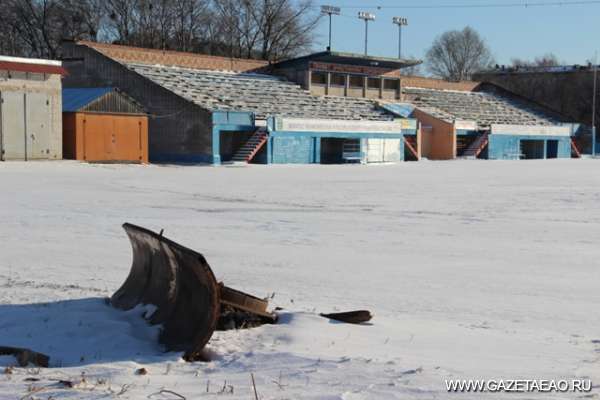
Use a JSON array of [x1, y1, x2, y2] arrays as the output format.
[[363, 76, 368, 98], [211, 126, 221, 165], [344, 74, 350, 97], [326, 72, 331, 96], [379, 77, 384, 99], [306, 69, 312, 91]]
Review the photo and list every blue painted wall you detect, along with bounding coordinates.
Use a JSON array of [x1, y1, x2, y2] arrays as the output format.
[[271, 136, 317, 163], [211, 110, 256, 164], [488, 135, 571, 160]]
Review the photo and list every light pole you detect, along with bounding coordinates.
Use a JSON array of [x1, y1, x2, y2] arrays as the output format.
[[392, 17, 408, 59], [321, 5, 341, 51], [358, 11, 375, 56], [593, 52, 598, 157]]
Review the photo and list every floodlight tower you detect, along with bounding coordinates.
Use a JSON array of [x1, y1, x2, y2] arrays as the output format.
[[358, 11, 375, 56], [321, 5, 341, 51], [392, 17, 408, 59], [593, 53, 598, 157]]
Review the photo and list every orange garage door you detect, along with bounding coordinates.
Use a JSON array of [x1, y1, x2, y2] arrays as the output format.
[[80, 113, 148, 163]]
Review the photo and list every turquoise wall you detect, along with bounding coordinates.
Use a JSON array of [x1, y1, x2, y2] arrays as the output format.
[[488, 135, 571, 160], [271, 136, 317, 163]]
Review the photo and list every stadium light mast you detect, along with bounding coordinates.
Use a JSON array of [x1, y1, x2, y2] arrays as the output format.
[[358, 11, 375, 56], [593, 52, 598, 157], [321, 5, 341, 51], [392, 17, 408, 59]]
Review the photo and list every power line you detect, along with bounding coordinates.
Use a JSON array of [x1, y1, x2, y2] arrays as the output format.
[[315, 0, 600, 10]]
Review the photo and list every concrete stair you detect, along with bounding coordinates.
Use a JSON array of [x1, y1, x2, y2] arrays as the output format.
[[403, 136, 419, 160], [460, 133, 489, 158], [571, 137, 582, 158], [232, 128, 268, 162]]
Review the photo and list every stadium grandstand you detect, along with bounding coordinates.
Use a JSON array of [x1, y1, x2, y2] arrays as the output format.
[[60, 40, 584, 164]]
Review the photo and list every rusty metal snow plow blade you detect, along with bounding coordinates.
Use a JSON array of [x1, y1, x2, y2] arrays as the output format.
[[111, 223, 220, 361]]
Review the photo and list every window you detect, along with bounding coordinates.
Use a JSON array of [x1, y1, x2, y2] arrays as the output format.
[[330, 73, 345, 86], [368, 77, 380, 89], [8, 71, 27, 80], [27, 73, 46, 81], [349, 75, 364, 88], [311, 72, 327, 85], [383, 79, 399, 90]]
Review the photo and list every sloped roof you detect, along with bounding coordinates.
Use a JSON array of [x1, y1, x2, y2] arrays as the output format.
[[403, 87, 564, 127], [62, 87, 145, 114], [63, 87, 114, 112], [126, 62, 393, 121]]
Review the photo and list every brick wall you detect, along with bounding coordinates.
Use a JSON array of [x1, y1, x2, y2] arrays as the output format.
[[76, 41, 269, 72], [401, 75, 480, 91], [474, 70, 598, 125]]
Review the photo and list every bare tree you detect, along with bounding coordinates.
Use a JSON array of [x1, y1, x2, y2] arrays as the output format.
[[0, 0, 101, 58], [425, 26, 494, 81], [104, 0, 139, 45], [172, 0, 210, 52], [0, 0, 319, 61], [401, 57, 423, 76], [252, 0, 319, 61], [511, 53, 560, 68]]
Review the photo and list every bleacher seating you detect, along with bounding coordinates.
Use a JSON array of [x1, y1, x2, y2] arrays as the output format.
[[403, 87, 563, 127], [127, 63, 393, 121]]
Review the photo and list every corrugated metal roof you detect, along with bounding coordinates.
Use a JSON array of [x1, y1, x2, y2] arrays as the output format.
[[63, 88, 115, 112]]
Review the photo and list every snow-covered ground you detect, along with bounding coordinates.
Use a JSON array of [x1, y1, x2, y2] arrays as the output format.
[[0, 159, 599, 399]]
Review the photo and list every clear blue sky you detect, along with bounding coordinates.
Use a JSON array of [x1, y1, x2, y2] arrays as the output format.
[[310, 0, 600, 66]]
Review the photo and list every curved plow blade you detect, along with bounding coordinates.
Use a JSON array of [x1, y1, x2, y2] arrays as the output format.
[[111, 223, 220, 361]]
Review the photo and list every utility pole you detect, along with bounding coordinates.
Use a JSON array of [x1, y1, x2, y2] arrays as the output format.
[[392, 17, 408, 59], [321, 5, 341, 51], [358, 11, 375, 56], [593, 52, 598, 157]]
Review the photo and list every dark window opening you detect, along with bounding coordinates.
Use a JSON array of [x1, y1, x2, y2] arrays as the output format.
[[368, 77, 380, 89], [321, 138, 361, 164], [546, 140, 558, 158], [520, 139, 545, 159], [331, 73, 345, 86], [311, 72, 327, 85], [383, 79, 399, 90], [349, 75, 364, 88]]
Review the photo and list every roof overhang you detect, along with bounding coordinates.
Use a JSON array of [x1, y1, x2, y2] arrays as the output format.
[[273, 50, 421, 70], [0, 55, 66, 75]]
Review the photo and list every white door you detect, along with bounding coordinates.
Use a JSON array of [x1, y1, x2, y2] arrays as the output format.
[[26, 92, 51, 159], [367, 139, 384, 162], [1, 91, 26, 160], [383, 139, 401, 162]]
